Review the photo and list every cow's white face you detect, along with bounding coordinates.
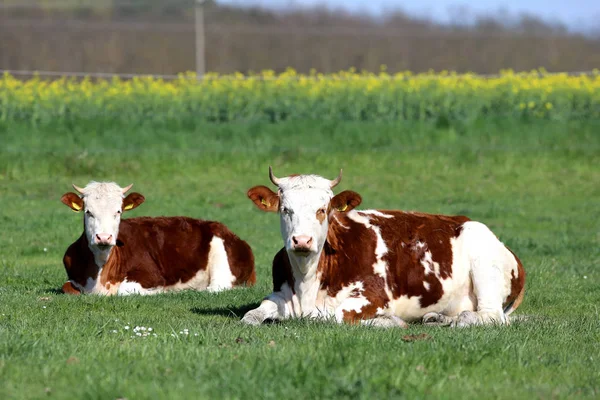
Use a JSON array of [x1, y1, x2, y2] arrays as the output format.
[[247, 168, 362, 274], [277, 176, 334, 256], [61, 182, 144, 263]]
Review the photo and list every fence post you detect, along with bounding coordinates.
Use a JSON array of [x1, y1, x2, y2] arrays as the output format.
[[195, 0, 206, 80]]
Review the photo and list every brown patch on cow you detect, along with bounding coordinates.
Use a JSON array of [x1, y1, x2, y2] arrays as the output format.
[[504, 248, 526, 314], [272, 247, 295, 292], [61, 281, 81, 295], [63, 234, 101, 291], [60, 192, 83, 212], [316, 208, 326, 224], [62, 217, 255, 294], [122, 192, 145, 212], [247, 185, 279, 212], [329, 190, 362, 214], [372, 211, 470, 308]]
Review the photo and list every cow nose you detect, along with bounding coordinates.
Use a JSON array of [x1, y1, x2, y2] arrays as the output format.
[[95, 233, 113, 245], [292, 235, 313, 251]]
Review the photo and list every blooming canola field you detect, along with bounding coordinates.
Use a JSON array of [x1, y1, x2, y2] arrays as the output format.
[[1, 69, 599, 125]]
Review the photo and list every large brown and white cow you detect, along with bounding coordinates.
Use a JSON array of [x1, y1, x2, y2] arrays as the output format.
[[60, 181, 255, 295], [242, 168, 525, 327]]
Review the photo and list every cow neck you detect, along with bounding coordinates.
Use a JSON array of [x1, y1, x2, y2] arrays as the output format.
[[286, 250, 322, 316], [84, 234, 117, 270]]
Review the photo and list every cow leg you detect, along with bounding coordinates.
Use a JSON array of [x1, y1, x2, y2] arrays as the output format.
[[422, 312, 454, 326], [360, 316, 408, 328], [241, 294, 289, 325], [451, 222, 514, 327]]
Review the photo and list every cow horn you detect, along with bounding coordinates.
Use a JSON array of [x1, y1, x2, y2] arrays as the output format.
[[122, 183, 134, 194], [330, 169, 342, 188], [72, 184, 85, 194], [269, 166, 281, 187]]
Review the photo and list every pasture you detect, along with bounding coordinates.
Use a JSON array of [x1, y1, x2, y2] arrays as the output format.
[[0, 118, 599, 399]]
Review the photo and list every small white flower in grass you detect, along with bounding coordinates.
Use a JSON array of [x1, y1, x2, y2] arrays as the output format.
[[42, 306, 46, 309], [584, 276, 588, 279], [111, 330, 117, 333], [124, 326, 130, 330], [43, 248, 48, 252], [153, 333, 157, 337], [194, 333, 198, 337], [136, 332, 142, 336], [148, 328, 153, 332]]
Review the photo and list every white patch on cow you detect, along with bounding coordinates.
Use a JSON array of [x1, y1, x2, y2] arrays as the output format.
[[291, 261, 323, 317], [206, 236, 235, 292], [117, 279, 161, 296], [357, 210, 394, 219], [421, 250, 434, 275], [164, 269, 210, 292], [91, 248, 112, 269], [70, 274, 109, 295], [334, 281, 371, 323], [331, 213, 349, 229]]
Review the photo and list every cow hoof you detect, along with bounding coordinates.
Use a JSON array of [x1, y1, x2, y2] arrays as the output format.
[[451, 311, 480, 328], [422, 312, 453, 326], [241, 312, 263, 326]]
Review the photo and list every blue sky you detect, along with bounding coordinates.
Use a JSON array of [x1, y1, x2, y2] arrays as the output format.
[[220, 0, 600, 30]]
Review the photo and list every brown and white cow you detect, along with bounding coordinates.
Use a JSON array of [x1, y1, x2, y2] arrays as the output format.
[[60, 181, 255, 295], [242, 168, 525, 327]]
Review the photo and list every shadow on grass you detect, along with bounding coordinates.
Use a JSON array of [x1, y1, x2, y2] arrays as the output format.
[[42, 287, 65, 295], [191, 302, 261, 319]]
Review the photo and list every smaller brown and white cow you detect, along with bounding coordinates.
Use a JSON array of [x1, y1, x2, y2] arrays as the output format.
[[60, 182, 255, 295], [242, 167, 525, 328]]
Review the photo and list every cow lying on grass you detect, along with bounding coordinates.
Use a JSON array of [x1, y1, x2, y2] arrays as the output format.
[[242, 167, 525, 327], [60, 182, 255, 295]]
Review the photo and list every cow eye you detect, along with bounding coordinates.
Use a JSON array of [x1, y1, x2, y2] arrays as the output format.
[[85, 210, 93, 218], [317, 208, 326, 215], [117, 210, 122, 214]]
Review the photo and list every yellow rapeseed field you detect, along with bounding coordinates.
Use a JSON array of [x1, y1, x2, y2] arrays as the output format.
[[1, 69, 599, 124]]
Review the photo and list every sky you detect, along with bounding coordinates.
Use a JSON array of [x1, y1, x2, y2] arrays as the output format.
[[220, 0, 600, 31]]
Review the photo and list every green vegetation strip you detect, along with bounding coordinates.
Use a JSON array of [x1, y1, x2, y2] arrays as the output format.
[[1, 70, 600, 125]]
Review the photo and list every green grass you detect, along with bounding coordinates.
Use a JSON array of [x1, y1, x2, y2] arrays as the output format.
[[0, 119, 599, 399]]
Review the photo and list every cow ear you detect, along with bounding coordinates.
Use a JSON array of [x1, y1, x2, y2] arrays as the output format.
[[61, 192, 84, 212], [330, 190, 362, 213], [122, 192, 145, 212], [247, 185, 279, 212]]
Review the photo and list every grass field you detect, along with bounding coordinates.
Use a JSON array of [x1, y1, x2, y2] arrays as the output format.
[[0, 118, 599, 399]]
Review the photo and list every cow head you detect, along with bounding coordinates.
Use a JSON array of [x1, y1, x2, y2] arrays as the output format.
[[248, 167, 361, 272], [61, 182, 144, 261]]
